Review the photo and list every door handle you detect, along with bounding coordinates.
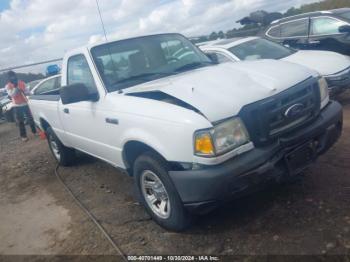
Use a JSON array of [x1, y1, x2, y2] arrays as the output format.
[[309, 40, 320, 44], [63, 108, 69, 114], [105, 117, 119, 125]]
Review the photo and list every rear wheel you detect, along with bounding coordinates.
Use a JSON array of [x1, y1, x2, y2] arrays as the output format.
[[46, 127, 75, 166], [134, 151, 192, 231]]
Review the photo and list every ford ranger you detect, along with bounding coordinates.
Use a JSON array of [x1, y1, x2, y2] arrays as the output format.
[[28, 33, 343, 231]]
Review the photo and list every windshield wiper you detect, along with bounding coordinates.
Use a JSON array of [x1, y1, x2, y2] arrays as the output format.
[[175, 61, 213, 72]]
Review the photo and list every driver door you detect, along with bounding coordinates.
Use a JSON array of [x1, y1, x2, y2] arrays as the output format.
[[60, 54, 120, 164]]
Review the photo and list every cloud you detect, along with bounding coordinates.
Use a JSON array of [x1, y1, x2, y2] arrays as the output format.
[[0, 0, 318, 73]]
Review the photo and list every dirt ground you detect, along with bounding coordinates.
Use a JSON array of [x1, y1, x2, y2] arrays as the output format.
[[1, 93, 350, 258]]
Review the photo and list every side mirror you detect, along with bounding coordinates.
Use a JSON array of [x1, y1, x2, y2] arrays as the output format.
[[206, 53, 219, 64], [60, 83, 98, 105], [339, 25, 350, 33]]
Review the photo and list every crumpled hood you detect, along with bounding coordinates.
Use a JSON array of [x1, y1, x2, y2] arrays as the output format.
[[282, 50, 350, 76], [124, 60, 316, 122]]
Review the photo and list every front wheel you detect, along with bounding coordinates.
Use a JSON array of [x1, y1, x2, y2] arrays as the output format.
[[46, 127, 75, 166], [134, 151, 192, 231]]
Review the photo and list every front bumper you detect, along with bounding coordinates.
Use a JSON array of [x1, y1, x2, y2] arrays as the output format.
[[169, 101, 343, 214]]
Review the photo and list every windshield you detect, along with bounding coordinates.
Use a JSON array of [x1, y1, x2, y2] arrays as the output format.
[[228, 38, 296, 61], [91, 34, 212, 91]]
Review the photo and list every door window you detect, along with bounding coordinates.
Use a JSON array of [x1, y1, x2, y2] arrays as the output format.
[[67, 55, 97, 94], [34, 77, 58, 95], [281, 19, 309, 37], [311, 17, 348, 35], [266, 25, 281, 38]]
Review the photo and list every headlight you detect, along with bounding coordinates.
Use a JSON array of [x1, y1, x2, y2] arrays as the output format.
[[194, 118, 249, 157], [318, 77, 329, 109]]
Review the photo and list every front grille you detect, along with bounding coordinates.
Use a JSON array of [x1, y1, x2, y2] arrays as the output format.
[[239, 77, 321, 146]]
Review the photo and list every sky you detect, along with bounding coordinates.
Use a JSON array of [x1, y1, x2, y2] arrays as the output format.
[[0, 0, 319, 74]]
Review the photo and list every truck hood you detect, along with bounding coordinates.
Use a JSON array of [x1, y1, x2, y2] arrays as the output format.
[[282, 50, 350, 76], [124, 60, 316, 122]]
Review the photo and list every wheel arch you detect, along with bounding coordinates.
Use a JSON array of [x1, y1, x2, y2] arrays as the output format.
[[122, 140, 169, 176], [39, 117, 51, 131]]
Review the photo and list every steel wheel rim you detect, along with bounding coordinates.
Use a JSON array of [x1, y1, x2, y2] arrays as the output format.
[[140, 170, 171, 219], [49, 135, 60, 161]]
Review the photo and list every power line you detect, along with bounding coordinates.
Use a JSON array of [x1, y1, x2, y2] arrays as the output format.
[[1, 0, 108, 73], [95, 0, 108, 42], [0, 58, 63, 73]]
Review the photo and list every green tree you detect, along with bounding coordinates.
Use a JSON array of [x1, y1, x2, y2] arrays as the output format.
[[209, 32, 218, 40], [218, 31, 225, 39]]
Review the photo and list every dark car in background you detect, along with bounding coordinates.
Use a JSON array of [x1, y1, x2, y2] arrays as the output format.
[[264, 8, 350, 55]]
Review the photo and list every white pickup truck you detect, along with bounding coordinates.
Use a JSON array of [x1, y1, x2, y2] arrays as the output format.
[[29, 33, 343, 231]]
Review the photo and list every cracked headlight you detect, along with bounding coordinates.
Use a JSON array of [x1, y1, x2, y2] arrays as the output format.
[[194, 117, 249, 157]]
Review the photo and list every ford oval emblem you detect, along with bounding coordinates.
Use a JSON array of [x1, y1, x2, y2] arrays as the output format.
[[284, 103, 305, 118]]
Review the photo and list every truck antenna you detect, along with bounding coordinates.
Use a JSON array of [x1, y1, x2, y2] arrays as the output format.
[[95, 0, 108, 42]]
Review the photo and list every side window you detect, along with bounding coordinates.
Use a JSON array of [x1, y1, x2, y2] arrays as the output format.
[[267, 25, 281, 38], [311, 17, 348, 35], [34, 78, 56, 95], [281, 19, 309, 37], [67, 55, 97, 94]]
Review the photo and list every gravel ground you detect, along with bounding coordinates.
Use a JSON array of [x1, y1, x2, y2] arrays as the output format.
[[0, 93, 350, 258]]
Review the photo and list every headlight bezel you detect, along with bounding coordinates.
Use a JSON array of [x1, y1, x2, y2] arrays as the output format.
[[194, 117, 250, 157]]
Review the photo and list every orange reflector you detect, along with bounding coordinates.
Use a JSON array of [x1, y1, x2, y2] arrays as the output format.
[[195, 134, 214, 155]]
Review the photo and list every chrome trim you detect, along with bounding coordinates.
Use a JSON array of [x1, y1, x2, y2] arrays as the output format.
[[271, 10, 332, 24]]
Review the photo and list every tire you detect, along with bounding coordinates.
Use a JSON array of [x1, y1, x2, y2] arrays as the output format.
[[46, 127, 75, 166], [133, 151, 192, 231]]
